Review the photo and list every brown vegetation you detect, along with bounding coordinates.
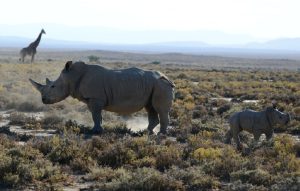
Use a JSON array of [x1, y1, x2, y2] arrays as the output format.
[[0, 50, 299, 190]]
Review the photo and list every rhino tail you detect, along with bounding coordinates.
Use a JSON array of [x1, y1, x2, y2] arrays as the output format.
[[159, 76, 175, 88]]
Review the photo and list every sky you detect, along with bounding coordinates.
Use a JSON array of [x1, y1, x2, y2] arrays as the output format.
[[0, 0, 299, 44]]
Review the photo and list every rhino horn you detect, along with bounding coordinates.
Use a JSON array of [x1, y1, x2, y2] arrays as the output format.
[[29, 78, 43, 92], [46, 78, 52, 85]]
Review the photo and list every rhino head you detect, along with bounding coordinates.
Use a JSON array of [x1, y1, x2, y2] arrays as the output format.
[[266, 106, 290, 126], [29, 61, 73, 104]]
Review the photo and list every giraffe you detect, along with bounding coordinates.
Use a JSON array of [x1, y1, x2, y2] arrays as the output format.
[[20, 29, 46, 63]]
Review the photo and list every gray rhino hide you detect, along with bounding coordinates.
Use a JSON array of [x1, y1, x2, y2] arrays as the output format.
[[30, 61, 175, 134], [225, 107, 290, 149]]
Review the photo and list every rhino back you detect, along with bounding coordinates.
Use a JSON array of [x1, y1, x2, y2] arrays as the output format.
[[239, 110, 268, 132], [77, 66, 158, 113]]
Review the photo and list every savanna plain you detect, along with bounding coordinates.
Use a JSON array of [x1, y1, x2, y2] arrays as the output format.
[[0, 49, 299, 190]]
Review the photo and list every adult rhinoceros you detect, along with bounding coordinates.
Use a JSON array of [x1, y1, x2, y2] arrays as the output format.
[[30, 61, 175, 134], [225, 106, 290, 149]]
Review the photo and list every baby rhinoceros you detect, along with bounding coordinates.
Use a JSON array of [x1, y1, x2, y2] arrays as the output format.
[[225, 106, 290, 149], [29, 61, 175, 135]]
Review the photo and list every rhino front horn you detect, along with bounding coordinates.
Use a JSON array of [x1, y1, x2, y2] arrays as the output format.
[[29, 78, 43, 92]]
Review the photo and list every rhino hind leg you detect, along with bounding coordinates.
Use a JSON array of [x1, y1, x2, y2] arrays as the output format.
[[157, 111, 170, 134], [151, 81, 173, 134], [150, 102, 170, 134], [145, 105, 159, 134]]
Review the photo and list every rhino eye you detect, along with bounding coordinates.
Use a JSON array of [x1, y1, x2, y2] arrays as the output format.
[[51, 85, 55, 88]]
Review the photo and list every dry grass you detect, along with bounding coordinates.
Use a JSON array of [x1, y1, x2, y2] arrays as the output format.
[[0, 50, 299, 190]]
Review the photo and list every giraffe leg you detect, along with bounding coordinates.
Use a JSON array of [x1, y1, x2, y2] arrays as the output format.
[[20, 53, 25, 63], [31, 54, 35, 63]]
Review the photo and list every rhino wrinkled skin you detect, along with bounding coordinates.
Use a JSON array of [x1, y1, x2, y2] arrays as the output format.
[[30, 61, 175, 134], [225, 107, 290, 149]]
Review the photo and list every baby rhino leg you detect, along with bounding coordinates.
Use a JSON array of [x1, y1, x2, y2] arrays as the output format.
[[252, 133, 261, 147], [229, 113, 242, 149], [225, 129, 233, 144]]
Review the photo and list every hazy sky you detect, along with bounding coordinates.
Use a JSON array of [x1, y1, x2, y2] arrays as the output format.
[[1, 0, 299, 43]]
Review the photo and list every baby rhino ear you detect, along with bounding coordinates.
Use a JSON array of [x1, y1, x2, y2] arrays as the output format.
[[271, 100, 277, 109], [65, 61, 73, 71]]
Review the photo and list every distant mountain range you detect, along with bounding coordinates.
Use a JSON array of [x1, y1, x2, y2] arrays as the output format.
[[245, 38, 300, 50], [1, 24, 300, 54], [1, 35, 300, 54]]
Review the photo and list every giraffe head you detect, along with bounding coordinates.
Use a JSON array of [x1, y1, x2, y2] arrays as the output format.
[[41, 29, 46, 35]]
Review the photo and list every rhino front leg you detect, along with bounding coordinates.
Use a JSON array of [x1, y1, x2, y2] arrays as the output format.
[[265, 130, 273, 141], [254, 133, 261, 142], [91, 110, 103, 134], [225, 129, 233, 144], [88, 99, 104, 134], [233, 131, 242, 150]]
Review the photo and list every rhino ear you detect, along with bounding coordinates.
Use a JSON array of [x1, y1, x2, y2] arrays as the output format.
[[272, 100, 277, 109], [46, 78, 51, 85], [29, 78, 43, 92], [65, 61, 73, 72]]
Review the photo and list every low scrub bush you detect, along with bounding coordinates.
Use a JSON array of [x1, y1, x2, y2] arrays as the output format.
[[96, 139, 137, 168], [167, 166, 221, 190], [0, 139, 66, 188], [32, 135, 97, 173], [155, 145, 183, 171], [193, 147, 222, 161], [230, 169, 273, 187], [91, 167, 185, 191], [203, 146, 251, 181]]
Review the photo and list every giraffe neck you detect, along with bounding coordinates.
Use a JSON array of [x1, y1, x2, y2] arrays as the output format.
[[31, 31, 43, 48]]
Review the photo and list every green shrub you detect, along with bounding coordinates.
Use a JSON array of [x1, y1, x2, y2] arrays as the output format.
[[96, 141, 137, 168], [87, 55, 100, 62], [151, 61, 161, 65], [92, 167, 185, 191], [230, 169, 273, 186], [33, 135, 97, 173], [59, 119, 91, 134], [155, 145, 183, 171], [8, 112, 27, 126], [16, 101, 44, 112], [167, 166, 221, 190], [225, 180, 268, 191], [41, 115, 63, 129], [132, 156, 156, 168], [87, 166, 122, 182], [193, 147, 222, 161], [0, 144, 66, 188], [45, 136, 80, 163], [203, 146, 251, 181]]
